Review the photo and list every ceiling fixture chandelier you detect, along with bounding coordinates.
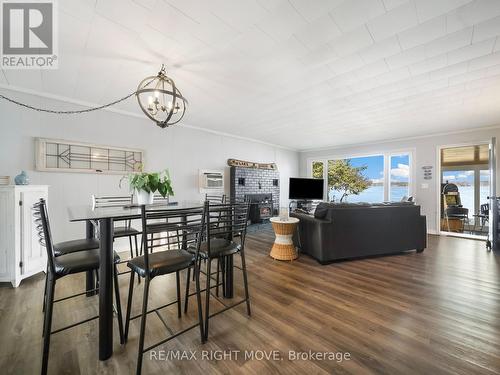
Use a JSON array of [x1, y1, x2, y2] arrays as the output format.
[[136, 64, 188, 128]]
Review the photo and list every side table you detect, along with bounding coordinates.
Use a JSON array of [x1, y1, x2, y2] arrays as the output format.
[[269, 217, 299, 261]]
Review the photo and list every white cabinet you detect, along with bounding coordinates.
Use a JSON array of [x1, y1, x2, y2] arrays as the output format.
[[0, 185, 49, 287]]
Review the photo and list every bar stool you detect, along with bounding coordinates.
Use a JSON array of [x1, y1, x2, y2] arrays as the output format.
[[34, 199, 124, 375], [42, 236, 100, 312], [92, 195, 140, 259], [197, 194, 226, 291], [124, 204, 206, 375], [185, 201, 251, 341]]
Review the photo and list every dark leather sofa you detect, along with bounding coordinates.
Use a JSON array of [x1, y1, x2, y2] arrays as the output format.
[[290, 202, 427, 264]]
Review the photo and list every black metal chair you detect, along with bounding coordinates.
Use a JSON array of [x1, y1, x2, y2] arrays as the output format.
[[124, 205, 206, 375], [445, 206, 470, 233], [473, 203, 489, 234], [205, 193, 226, 203], [34, 199, 124, 375], [197, 194, 226, 287], [42, 236, 100, 312], [140, 194, 176, 255], [185, 201, 251, 341], [92, 195, 140, 259]]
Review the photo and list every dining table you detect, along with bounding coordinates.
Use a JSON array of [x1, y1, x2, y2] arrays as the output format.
[[67, 200, 235, 361]]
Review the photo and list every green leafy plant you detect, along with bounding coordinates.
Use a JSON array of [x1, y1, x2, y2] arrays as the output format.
[[328, 160, 370, 202], [312, 161, 324, 179], [120, 169, 174, 198]]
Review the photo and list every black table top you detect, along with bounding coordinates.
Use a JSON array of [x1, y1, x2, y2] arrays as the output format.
[[68, 201, 205, 222]]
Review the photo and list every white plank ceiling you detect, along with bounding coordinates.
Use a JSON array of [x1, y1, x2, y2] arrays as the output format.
[[3, 0, 500, 150]]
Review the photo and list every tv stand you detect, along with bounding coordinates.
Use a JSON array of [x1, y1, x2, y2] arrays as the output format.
[[289, 200, 318, 215]]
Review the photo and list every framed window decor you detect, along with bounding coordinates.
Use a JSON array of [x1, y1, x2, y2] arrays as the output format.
[[35, 138, 144, 174]]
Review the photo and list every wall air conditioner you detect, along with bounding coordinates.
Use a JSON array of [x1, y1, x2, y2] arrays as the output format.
[[199, 170, 224, 192]]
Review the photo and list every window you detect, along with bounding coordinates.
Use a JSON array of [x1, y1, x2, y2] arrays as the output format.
[[442, 170, 475, 214], [327, 155, 385, 203], [390, 154, 410, 201], [480, 170, 489, 208], [309, 151, 413, 203]]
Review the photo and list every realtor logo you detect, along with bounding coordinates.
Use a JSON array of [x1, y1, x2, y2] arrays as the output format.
[[1, 0, 58, 69]]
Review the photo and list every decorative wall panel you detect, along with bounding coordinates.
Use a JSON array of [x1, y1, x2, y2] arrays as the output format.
[[35, 138, 143, 174]]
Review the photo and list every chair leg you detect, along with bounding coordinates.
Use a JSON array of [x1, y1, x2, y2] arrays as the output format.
[[216, 258, 220, 297], [136, 277, 150, 375], [134, 235, 139, 258], [192, 259, 198, 281], [194, 258, 205, 343], [176, 271, 181, 318], [113, 265, 125, 345], [41, 275, 56, 375], [42, 265, 48, 313], [221, 258, 226, 297], [240, 250, 251, 316], [129, 236, 134, 259], [42, 267, 49, 336], [95, 269, 99, 291], [204, 259, 212, 341], [135, 236, 141, 285], [124, 271, 135, 342], [184, 266, 191, 313]]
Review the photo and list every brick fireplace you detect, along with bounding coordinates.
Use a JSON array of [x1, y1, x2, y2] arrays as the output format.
[[229, 165, 279, 223]]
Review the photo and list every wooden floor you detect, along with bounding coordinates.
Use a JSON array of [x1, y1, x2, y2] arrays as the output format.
[[1, 228, 500, 374]]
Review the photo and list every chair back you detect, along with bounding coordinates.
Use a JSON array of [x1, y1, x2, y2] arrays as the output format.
[[140, 205, 206, 275], [91, 194, 133, 209], [92, 194, 134, 226], [480, 203, 489, 216], [205, 201, 250, 258], [205, 193, 226, 204], [153, 194, 170, 205], [33, 199, 56, 274]]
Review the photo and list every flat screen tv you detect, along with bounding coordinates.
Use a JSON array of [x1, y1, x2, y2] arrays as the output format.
[[289, 178, 324, 200]]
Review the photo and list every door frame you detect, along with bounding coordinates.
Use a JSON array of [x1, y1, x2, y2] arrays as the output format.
[[436, 140, 491, 237]]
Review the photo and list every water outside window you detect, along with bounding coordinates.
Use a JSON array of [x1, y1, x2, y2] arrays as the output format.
[[390, 154, 410, 201], [442, 170, 475, 215]]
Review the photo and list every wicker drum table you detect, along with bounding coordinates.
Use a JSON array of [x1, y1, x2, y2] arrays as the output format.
[[269, 217, 299, 261]]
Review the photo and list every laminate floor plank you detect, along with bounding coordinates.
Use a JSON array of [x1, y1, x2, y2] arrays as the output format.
[[1, 229, 499, 374]]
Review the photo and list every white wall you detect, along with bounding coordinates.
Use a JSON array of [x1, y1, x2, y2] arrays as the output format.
[[0, 90, 299, 242], [299, 127, 500, 234]]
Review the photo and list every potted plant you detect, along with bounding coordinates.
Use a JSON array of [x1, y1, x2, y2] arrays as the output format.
[[121, 169, 174, 205]]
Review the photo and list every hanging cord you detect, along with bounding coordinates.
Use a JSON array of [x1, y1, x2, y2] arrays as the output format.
[[0, 90, 137, 114]]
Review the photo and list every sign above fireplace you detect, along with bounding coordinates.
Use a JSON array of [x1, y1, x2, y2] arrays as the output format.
[[227, 159, 277, 170]]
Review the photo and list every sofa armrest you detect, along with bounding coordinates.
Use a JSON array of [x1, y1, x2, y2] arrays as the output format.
[[417, 215, 427, 252], [290, 212, 331, 262]]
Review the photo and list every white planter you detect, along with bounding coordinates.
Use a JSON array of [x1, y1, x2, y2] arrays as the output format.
[[135, 190, 154, 205]]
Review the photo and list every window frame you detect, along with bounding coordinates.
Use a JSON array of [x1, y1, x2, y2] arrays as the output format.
[[388, 152, 413, 202], [307, 149, 415, 202]]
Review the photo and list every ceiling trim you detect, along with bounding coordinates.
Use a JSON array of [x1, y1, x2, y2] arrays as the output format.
[[0, 83, 298, 152], [299, 124, 500, 153]]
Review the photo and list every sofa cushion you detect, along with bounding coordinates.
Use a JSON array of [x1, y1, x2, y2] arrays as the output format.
[[314, 201, 374, 218], [314, 202, 331, 219]]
